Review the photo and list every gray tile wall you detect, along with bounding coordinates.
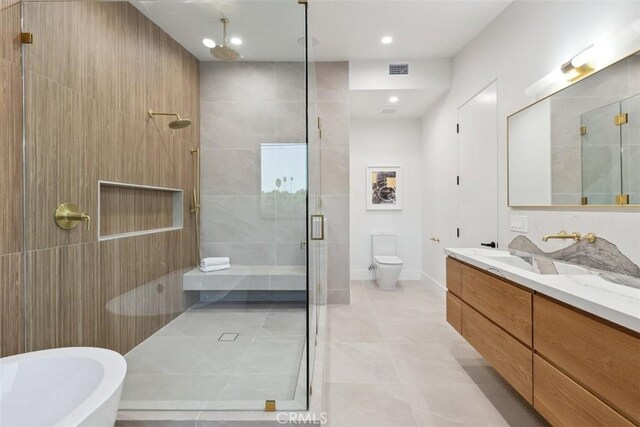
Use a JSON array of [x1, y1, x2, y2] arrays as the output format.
[[199, 61, 350, 302], [200, 61, 307, 266]]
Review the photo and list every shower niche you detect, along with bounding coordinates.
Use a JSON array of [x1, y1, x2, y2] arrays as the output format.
[[98, 181, 183, 240]]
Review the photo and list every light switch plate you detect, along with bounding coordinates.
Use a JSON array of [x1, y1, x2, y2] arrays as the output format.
[[509, 215, 528, 233]]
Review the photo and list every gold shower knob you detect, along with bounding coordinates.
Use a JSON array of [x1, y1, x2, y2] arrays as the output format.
[[54, 203, 91, 231]]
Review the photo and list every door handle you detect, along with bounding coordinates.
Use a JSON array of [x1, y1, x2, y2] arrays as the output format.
[[310, 215, 324, 240], [481, 241, 497, 248]]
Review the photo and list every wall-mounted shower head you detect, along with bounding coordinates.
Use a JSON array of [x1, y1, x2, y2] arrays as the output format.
[[211, 18, 240, 62], [168, 117, 193, 129], [148, 110, 193, 129]]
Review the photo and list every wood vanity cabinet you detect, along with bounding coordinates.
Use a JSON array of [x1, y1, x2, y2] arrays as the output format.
[[534, 295, 640, 424], [460, 263, 532, 346], [446, 257, 463, 297], [447, 258, 533, 402], [446, 256, 640, 426], [446, 292, 462, 334], [462, 301, 533, 403]]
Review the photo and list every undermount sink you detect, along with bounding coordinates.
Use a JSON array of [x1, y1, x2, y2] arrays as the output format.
[[484, 255, 593, 276]]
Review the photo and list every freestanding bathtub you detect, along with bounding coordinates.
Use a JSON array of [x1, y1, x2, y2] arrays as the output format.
[[0, 347, 127, 427]]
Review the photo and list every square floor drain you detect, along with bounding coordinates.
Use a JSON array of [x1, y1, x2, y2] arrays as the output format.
[[218, 333, 239, 341]]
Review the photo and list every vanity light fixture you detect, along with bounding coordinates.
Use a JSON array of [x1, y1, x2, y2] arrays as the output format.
[[202, 38, 216, 48], [524, 18, 640, 97], [230, 37, 242, 46], [560, 46, 595, 82], [389, 96, 399, 103], [381, 36, 393, 45]]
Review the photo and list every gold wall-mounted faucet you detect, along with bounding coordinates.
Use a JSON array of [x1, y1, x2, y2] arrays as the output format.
[[542, 231, 581, 242]]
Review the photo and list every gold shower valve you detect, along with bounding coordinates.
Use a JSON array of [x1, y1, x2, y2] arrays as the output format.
[[54, 203, 91, 231]]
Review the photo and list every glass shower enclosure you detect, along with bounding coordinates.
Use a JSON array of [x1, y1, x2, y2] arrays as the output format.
[[19, 0, 322, 413]]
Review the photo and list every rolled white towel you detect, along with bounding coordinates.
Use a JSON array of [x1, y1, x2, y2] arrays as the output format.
[[199, 263, 231, 273], [200, 257, 231, 268]]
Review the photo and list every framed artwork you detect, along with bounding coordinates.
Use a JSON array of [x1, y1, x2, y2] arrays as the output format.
[[366, 166, 402, 210]]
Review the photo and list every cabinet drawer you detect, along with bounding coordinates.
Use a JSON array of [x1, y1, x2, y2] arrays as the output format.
[[461, 263, 532, 346], [462, 302, 532, 403], [534, 355, 634, 427], [446, 292, 462, 334], [534, 295, 640, 423], [446, 257, 462, 297]]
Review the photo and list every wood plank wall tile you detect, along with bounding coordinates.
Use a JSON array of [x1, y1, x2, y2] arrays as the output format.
[[0, 0, 21, 65], [0, 0, 24, 357], [27, 245, 82, 350], [0, 57, 23, 255], [20, 1, 199, 355], [0, 254, 24, 357], [0, 0, 22, 256]]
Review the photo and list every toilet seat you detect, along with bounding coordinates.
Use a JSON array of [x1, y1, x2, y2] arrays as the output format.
[[374, 255, 403, 265]]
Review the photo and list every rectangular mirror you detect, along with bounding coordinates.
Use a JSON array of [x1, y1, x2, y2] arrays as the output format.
[[508, 52, 640, 206]]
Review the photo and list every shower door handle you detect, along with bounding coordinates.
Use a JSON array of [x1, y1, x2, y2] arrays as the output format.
[[310, 215, 324, 241]]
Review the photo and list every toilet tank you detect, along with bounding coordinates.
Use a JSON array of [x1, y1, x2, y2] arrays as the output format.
[[372, 233, 397, 257]]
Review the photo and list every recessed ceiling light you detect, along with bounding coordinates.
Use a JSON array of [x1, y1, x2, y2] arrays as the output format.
[[202, 38, 216, 48], [389, 96, 399, 103], [381, 36, 393, 45], [230, 37, 242, 46]]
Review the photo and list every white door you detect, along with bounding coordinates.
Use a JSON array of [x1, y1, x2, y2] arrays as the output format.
[[457, 81, 499, 248]]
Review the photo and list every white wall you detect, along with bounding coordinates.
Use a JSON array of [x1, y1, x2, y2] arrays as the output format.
[[350, 118, 423, 280], [421, 1, 640, 289]]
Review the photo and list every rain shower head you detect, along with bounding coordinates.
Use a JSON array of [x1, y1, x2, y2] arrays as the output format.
[[169, 117, 193, 129], [148, 110, 193, 130], [211, 18, 240, 62]]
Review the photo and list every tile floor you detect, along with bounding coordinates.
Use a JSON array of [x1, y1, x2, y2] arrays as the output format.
[[321, 279, 548, 427], [120, 301, 307, 411]]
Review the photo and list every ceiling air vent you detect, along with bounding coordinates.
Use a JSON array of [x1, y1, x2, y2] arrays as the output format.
[[389, 63, 409, 75], [380, 107, 399, 115]]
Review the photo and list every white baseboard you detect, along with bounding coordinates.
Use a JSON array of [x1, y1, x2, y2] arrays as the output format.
[[351, 269, 422, 281], [421, 270, 446, 294], [400, 270, 422, 280]]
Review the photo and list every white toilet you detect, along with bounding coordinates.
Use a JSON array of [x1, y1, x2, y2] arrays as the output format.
[[371, 233, 403, 289]]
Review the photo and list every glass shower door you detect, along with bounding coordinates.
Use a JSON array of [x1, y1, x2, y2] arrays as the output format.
[[306, 33, 328, 404], [21, 0, 311, 413], [581, 102, 623, 205]]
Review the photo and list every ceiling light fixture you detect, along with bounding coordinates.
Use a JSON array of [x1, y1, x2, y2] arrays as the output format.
[[230, 37, 242, 46], [202, 38, 216, 48], [381, 36, 393, 45], [389, 96, 399, 103]]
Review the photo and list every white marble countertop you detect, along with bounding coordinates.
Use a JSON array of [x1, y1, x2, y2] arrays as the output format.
[[445, 248, 640, 332]]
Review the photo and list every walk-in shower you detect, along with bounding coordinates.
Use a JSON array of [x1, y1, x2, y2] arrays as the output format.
[[17, 0, 326, 415]]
